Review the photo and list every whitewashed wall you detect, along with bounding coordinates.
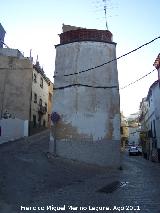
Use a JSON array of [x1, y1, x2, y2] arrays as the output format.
[[51, 41, 120, 168], [0, 118, 28, 144], [128, 127, 140, 146], [148, 83, 160, 149], [31, 68, 49, 127]]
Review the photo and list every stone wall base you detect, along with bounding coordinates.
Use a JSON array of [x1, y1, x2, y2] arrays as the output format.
[[49, 137, 121, 168]]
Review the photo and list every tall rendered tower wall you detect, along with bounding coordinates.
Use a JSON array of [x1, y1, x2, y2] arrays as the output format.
[[50, 28, 120, 168]]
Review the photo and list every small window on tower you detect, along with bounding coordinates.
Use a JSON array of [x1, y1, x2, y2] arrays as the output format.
[[45, 103, 47, 111], [120, 127, 123, 134], [33, 73, 37, 83], [34, 93, 37, 103], [39, 98, 42, 106], [40, 77, 43, 88]]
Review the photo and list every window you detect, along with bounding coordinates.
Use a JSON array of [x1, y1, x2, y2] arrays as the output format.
[[148, 122, 153, 138], [43, 119, 46, 127], [40, 77, 43, 88], [152, 139, 157, 148], [33, 73, 37, 83], [120, 127, 123, 134], [153, 120, 156, 138], [39, 98, 42, 106], [34, 93, 37, 103], [33, 115, 36, 127], [45, 102, 47, 110]]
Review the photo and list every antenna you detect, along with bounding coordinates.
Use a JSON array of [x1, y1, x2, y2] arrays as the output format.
[[103, 0, 108, 30], [30, 49, 32, 58], [36, 54, 39, 62]]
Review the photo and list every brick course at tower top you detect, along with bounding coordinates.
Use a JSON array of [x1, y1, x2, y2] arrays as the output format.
[[59, 29, 114, 45]]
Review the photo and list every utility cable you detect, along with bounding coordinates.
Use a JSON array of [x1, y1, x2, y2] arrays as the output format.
[[0, 40, 9, 48], [53, 36, 160, 78], [120, 69, 156, 90], [53, 69, 156, 90], [53, 83, 118, 90]]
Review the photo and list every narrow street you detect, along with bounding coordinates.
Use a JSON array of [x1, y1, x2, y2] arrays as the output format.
[[0, 137, 160, 213]]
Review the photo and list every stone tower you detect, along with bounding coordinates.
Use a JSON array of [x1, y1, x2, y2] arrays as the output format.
[[50, 24, 120, 168]]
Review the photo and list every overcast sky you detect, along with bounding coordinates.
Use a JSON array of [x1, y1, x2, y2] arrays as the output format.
[[1, 0, 160, 116]]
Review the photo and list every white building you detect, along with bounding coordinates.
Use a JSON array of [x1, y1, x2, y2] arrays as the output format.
[[0, 23, 6, 48], [138, 54, 160, 162], [0, 47, 53, 139], [30, 61, 53, 130], [128, 126, 140, 147], [0, 23, 53, 141], [139, 98, 148, 131], [145, 80, 160, 161], [120, 113, 129, 149], [50, 25, 121, 168]]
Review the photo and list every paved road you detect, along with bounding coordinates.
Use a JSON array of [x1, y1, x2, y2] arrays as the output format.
[[0, 138, 160, 213]]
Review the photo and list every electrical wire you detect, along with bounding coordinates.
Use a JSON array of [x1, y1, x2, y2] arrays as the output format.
[[1, 36, 158, 91], [53, 83, 118, 90], [53, 35, 160, 78], [120, 69, 156, 90], [0, 40, 9, 48], [53, 68, 157, 90]]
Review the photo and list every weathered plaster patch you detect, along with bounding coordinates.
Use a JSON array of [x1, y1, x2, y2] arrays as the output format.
[[54, 112, 107, 141], [52, 41, 120, 144], [113, 114, 120, 140]]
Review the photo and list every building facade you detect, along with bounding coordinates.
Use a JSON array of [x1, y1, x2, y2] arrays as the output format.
[[146, 80, 160, 161], [120, 113, 129, 149], [30, 61, 51, 130], [139, 54, 160, 162], [139, 97, 150, 158], [0, 54, 33, 120], [0, 23, 6, 48], [128, 125, 140, 147], [0, 48, 53, 137], [48, 81, 53, 128], [50, 25, 121, 168]]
